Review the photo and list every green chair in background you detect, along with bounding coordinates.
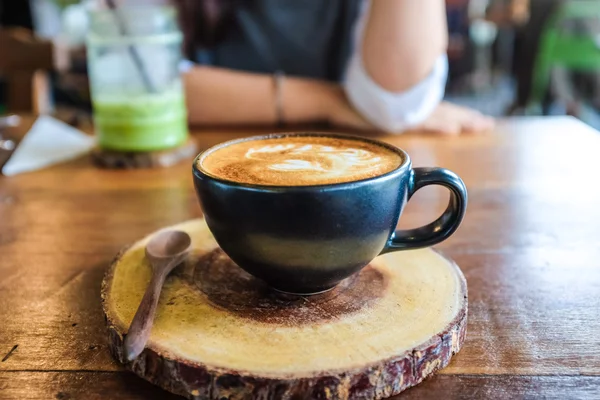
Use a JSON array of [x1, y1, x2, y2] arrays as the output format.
[[528, 1, 600, 113]]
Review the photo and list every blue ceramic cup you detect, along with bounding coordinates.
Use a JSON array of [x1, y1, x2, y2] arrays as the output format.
[[193, 133, 467, 295]]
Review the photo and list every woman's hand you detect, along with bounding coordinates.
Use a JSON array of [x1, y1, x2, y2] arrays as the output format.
[[326, 86, 494, 135], [412, 102, 495, 135]]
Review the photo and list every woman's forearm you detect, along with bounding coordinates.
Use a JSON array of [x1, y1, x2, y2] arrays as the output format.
[[362, 0, 448, 92], [183, 66, 337, 125]]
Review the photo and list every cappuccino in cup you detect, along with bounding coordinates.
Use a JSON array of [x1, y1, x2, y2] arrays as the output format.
[[199, 136, 403, 186]]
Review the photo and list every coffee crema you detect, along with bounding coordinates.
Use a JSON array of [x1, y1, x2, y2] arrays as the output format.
[[199, 136, 403, 186]]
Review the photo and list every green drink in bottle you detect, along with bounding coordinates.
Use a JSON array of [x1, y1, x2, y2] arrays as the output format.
[[87, 5, 188, 152]]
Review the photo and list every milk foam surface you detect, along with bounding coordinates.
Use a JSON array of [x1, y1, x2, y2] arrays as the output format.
[[200, 136, 403, 186]]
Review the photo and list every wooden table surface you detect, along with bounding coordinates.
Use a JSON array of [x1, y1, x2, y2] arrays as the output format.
[[1, 116, 599, 399]]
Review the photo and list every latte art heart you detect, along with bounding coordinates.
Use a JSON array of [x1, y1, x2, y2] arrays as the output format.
[[200, 136, 403, 186]]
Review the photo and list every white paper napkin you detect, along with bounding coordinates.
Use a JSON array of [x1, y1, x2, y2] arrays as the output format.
[[2, 115, 96, 176]]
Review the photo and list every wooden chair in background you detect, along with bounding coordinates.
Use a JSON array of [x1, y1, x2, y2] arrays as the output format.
[[0, 27, 55, 115]]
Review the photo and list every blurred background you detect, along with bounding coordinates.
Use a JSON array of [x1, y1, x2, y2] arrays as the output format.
[[2, 0, 600, 130]]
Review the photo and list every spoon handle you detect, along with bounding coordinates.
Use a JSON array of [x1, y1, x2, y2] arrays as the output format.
[[123, 264, 171, 361]]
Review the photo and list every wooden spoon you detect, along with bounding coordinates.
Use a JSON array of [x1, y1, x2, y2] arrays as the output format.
[[124, 230, 191, 361]]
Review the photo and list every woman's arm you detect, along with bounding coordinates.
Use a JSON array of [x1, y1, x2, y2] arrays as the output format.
[[183, 65, 493, 135], [183, 66, 371, 129], [362, 0, 448, 92], [343, 0, 450, 133]]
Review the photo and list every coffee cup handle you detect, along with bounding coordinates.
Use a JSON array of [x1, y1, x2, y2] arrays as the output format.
[[380, 167, 467, 253]]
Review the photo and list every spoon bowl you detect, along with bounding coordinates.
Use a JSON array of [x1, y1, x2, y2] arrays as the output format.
[[146, 230, 191, 262]]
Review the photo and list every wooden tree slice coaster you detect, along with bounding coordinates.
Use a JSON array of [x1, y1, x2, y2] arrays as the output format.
[[102, 219, 468, 400], [91, 138, 198, 169]]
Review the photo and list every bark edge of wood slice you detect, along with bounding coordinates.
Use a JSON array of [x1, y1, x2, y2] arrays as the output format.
[[102, 219, 468, 400]]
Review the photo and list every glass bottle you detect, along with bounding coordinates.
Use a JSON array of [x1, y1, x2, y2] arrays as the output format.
[[86, 5, 188, 151]]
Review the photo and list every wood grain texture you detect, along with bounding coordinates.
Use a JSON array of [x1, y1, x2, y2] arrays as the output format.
[[1, 116, 600, 399], [1, 373, 599, 400]]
